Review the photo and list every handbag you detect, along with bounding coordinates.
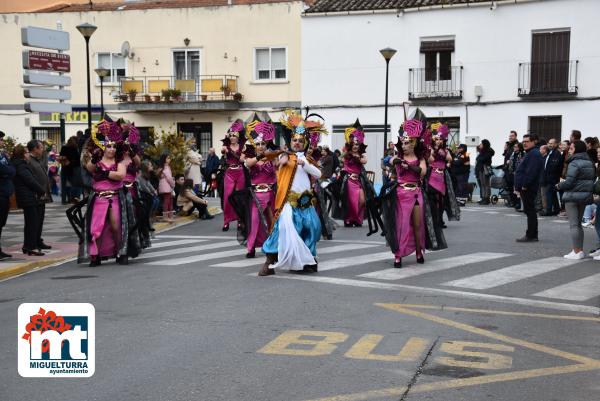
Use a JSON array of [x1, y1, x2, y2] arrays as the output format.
[[593, 179, 600, 196]]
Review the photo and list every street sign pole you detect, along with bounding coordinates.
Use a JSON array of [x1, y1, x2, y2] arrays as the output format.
[[22, 25, 72, 143], [57, 21, 65, 144]]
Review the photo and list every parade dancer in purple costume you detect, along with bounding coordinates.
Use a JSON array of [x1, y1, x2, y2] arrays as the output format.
[[428, 124, 453, 228], [388, 119, 427, 268], [341, 120, 369, 227], [221, 119, 247, 231], [84, 120, 128, 266], [242, 118, 278, 258]]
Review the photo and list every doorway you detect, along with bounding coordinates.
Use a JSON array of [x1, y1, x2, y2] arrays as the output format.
[[177, 122, 213, 157]]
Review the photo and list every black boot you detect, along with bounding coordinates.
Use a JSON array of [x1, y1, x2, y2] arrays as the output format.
[[258, 253, 277, 276], [117, 255, 129, 265], [89, 256, 101, 267], [0, 249, 11, 260]]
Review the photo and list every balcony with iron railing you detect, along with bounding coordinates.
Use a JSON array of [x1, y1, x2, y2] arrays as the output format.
[[114, 75, 241, 111], [518, 60, 578, 97], [408, 66, 463, 100]]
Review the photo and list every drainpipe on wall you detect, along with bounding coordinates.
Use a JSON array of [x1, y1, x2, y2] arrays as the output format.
[[465, 103, 469, 136]]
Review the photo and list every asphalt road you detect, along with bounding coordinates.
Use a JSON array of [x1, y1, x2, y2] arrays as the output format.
[[1, 204, 600, 401]]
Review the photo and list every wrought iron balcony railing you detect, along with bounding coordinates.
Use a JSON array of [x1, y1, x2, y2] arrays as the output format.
[[408, 66, 463, 100], [114, 75, 240, 102], [518, 60, 578, 97]]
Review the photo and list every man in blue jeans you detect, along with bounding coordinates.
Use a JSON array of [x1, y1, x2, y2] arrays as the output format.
[[514, 133, 544, 242]]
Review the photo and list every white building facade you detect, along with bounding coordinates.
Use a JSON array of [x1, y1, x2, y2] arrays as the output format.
[[302, 0, 600, 182]]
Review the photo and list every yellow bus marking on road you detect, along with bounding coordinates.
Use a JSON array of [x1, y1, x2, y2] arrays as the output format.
[[258, 330, 348, 356], [303, 303, 600, 401], [344, 335, 429, 362]]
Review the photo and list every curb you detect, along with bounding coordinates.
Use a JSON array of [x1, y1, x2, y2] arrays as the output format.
[[0, 214, 201, 282]]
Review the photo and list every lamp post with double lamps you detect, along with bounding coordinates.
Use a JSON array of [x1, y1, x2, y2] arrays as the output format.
[[380, 47, 397, 155], [76, 23, 97, 133], [94, 68, 110, 119]]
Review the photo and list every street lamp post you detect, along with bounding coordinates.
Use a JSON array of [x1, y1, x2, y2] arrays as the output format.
[[94, 68, 110, 119], [76, 23, 97, 134], [380, 47, 397, 155]]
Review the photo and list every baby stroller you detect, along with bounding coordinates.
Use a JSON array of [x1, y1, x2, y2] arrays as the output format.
[[489, 168, 509, 205]]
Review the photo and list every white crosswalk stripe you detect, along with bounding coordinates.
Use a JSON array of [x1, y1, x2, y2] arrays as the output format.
[[533, 272, 600, 301], [135, 240, 239, 260], [318, 252, 391, 271], [210, 243, 381, 268], [146, 248, 246, 266], [442, 257, 584, 290], [359, 252, 511, 281], [143, 235, 600, 305], [149, 239, 208, 249]]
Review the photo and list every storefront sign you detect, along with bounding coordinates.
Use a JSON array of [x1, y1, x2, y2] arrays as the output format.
[[39, 107, 102, 124]]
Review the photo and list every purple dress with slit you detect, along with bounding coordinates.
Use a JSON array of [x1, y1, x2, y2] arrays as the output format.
[[394, 159, 426, 258], [247, 161, 276, 252], [223, 147, 246, 225], [89, 162, 123, 258], [429, 150, 447, 195], [343, 157, 365, 225]]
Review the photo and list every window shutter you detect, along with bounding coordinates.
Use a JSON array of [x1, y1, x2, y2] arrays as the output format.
[[420, 40, 455, 53], [271, 48, 286, 79], [256, 49, 270, 79]]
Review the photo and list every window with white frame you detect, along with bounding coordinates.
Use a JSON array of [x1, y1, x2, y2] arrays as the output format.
[[254, 47, 287, 81], [96, 53, 127, 84]]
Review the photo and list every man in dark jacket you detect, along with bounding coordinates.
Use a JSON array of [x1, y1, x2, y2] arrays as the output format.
[[320, 147, 334, 180], [0, 131, 15, 260], [503, 130, 519, 166], [514, 133, 544, 242], [203, 147, 220, 189], [28, 140, 52, 250], [541, 138, 564, 216]]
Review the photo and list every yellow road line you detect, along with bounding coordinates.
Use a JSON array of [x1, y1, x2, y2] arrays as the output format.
[[376, 304, 600, 365], [396, 304, 600, 322], [305, 363, 600, 401], [304, 304, 600, 401]]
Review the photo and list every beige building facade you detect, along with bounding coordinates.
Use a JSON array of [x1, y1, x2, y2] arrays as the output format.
[[0, 0, 304, 154]]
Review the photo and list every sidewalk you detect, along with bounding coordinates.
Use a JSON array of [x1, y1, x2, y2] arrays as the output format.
[[0, 197, 222, 281]]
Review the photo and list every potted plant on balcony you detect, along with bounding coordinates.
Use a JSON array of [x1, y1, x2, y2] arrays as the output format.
[[153, 94, 161, 102], [119, 93, 128, 102], [220, 84, 231, 97], [127, 89, 138, 102], [233, 92, 243, 102], [161, 88, 172, 102], [201, 94, 208, 101], [144, 94, 152, 103], [171, 88, 182, 102]]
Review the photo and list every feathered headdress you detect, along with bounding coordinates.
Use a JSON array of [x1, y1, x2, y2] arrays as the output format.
[[344, 119, 367, 153], [222, 119, 247, 147], [91, 118, 123, 150], [430, 122, 449, 141], [280, 109, 328, 151], [245, 113, 276, 146]]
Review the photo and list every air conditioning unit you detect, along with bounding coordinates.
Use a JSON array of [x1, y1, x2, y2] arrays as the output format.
[[465, 136, 480, 146]]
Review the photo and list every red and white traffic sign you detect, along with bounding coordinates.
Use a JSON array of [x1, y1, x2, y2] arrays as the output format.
[[22, 50, 70, 72]]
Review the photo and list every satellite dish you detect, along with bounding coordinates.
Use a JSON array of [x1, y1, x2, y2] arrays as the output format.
[[120, 41, 131, 58]]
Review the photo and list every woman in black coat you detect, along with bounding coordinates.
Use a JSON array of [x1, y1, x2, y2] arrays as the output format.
[[12, 144, 46, 255], [475, 139, 495, 205]]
